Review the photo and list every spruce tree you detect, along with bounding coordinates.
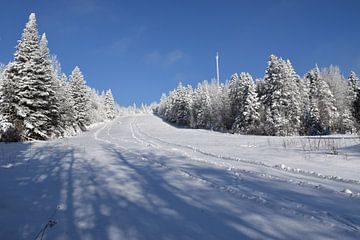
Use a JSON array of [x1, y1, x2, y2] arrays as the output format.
[[69, 66, 91, 129], [170, 83, 193, 126], [232, 72, 260, 134], [0, 13, 59, 140], [228, 73, 242, 126], [38, 33, 61, 137], [57, 74, 80, 135], [104, 89, 117, 120], [261, 55, 301, 136], [353, 89, 360, 128], [191, 81, 211, 129]]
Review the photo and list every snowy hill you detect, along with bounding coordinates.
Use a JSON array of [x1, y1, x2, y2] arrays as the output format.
[[0, 114, 359, 239]]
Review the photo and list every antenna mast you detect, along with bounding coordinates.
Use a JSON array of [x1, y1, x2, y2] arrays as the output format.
[[216, 51, 220, 85]]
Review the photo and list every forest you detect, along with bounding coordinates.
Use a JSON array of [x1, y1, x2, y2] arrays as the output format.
[[155, 55, 360, 136], [0, 14, 118, 142]]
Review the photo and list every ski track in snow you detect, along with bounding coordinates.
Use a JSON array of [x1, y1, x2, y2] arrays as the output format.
[[94, 117, 360, 234], [1, 114, 360, 240], [136, 121, 360, 187]]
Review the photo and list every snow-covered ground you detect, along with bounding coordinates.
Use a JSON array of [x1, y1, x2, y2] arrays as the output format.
[[0, 114, 359, 239]]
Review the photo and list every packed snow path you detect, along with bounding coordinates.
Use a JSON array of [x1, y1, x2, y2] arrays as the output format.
[[1, 115, 360, 240]]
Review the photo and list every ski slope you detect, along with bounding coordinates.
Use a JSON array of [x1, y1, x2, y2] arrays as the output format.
[[0, 114, 359, 240]]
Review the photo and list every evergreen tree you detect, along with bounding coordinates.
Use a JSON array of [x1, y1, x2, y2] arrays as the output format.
[[317, 73, 338, 133], [348, 71, 359, 122], [304, 98, 322, 135], [232, 72, 260, 134], [228, 73, 242, 125], [69, 66, 91, 129], [104, 89, 117, 119], [171, 83, 193, 126], [56, 74, 80, 135], [206, 82, 230, 131], [261, 55, 301, 136], [353, 89, 360, 128], [348, 71, 359, 97], [305, 66, 338, 134], [321, 65, 348, 114], [0, 13, 59, 140], [191, 81, 211, 129], [38, 33, 61, 137], [0, 63, 5, 78]]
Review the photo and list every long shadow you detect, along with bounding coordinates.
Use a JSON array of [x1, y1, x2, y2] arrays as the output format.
[[89, 144, 262, 240], [1, 138, 359, 240], [0, 141, 78, 239]]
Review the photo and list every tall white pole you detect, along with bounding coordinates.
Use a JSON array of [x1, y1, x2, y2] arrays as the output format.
[[216, 51, 220, 85]]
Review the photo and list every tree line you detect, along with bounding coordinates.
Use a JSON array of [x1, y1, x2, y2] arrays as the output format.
[[155, 55, 360, 136], [0, 13, 118, 142]]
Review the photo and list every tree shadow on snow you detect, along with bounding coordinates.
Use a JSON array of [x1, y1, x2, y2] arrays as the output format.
[[0, 140, 359, 240]]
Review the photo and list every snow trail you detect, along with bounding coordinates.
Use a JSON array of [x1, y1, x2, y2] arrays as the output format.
[[0, 115, 359, 240]]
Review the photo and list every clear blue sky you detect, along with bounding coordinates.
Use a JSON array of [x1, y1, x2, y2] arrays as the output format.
[[0, 0, 359, 106]]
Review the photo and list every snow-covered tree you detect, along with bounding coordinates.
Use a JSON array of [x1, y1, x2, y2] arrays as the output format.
[[321, 65, 354, 133], [304, 98, 322, 135], [321, 65, 348, 113], [260, 55, 301, 136], [231, 72, 260, 134], [228, 73, 242, 125], [305, 66, 338, 134], [69, 66, 91, 129], [0, 63, 5, 78], [155, 93, 171, 118], [348, 71, 359, 113], [170, 83, 193, 126], [38, 33, 61, 136], [191, 81, 211, 129], [104, 89, 117, 120], [348, 72, 360, 130], [353, 88, 360, 129], [0, 13, 60, 140], [348, 71, 359, 96], [207, 82, 230, 131], [56, 74, 80, 135], [86, 87, 108, 124]]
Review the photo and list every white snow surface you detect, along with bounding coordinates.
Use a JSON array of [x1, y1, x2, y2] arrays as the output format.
[[0, 114, 359, 240]]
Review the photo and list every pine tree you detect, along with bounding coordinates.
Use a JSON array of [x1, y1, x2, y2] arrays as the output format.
[[231, 72, 260, 134], [104, 89, 117, 119], [69, 66, 91, 129]]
